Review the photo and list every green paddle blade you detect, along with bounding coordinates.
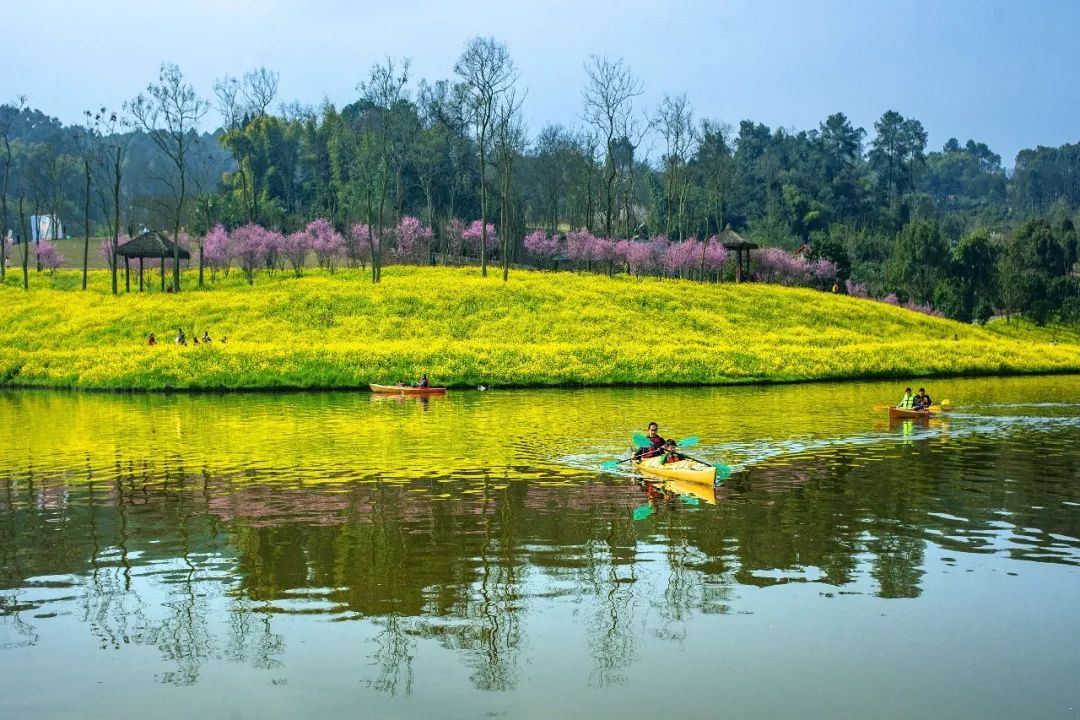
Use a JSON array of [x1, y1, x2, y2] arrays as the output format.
[[679, 495, 700, 506], [677, 435, 699, 448], [632, 432, 651, 447], [600, 460, 619, 470], [632, 505, 654, 521], [714, 464, 732, 482]]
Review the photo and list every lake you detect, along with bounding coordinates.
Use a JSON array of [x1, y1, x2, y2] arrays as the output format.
[[1, 376, 1078, 719]]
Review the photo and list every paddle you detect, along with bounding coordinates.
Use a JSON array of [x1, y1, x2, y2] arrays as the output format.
[[631, 432, 699, 448], [632, 505, 654, 521], [601, 435, 700, 470]]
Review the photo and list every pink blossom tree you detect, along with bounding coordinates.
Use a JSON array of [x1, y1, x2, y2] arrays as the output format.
[[349, 223, 378, 270], [616, 239, 653, 277], [565, 229, 596, 269], [755, 247, 814, 286], [203, 224, 231, 280], [462, 220, 498, 258], [592, 237, 618, 275], [307, 218, 344, 272], [35, 239, 64, 273], [662, 240, 701, 278], [231, 224, 268, 284], [280, 231, 310, 276], [392, 216, 433, 263], [262, 229, 286, 275], [702, 236, 729, 280], [523, 229, 560, 268]]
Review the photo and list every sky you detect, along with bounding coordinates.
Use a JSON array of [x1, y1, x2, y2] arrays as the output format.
[[4, 0, 1077, 164]]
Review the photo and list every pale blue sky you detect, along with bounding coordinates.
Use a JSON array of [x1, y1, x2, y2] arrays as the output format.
[[5, 0, 1077, 163]]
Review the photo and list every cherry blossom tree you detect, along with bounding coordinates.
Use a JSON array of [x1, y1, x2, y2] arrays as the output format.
[[35, 239, 64, 273], [350, 223, 377, 270], [232, 224, 268, 284], [462, 220, 498, 257], [280, 231, 310, 276], [307, 218, 344, 271], [392, 216, 433, 262], [202, 224, 231, 280]]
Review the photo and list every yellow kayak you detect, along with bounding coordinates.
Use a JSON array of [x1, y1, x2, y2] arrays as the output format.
[[633, 456, 717, 486], [656, 477, 717, 504]]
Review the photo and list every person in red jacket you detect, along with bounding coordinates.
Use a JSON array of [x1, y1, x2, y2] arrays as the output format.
[[634, 422, 665, 460]]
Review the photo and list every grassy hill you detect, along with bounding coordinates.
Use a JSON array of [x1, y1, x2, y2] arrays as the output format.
[[0, 266, 1077, 390]]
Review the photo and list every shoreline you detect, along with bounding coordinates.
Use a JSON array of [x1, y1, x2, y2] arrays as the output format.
[[3, 367, 1079, 396]]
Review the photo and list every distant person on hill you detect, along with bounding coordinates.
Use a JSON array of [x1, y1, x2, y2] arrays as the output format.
[[634, 422, 665, 460], [914, 388, 933, 411], [147, 333, 156, 346], [416, 373, 430, 388], [220, 336, 227, 344], [201, 331, 212, 344], [897, 387, 914, 409], [175, 328, 186, 346]]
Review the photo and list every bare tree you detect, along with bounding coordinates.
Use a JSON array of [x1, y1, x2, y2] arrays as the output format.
[[73, 113, 100, 289], [242, 67, 279, 118], [491, 89, 526, 281], [0, 95, 27, 282], [90, 108, 133, 295], [359, 56, 411, 283], [455, 37, 518, 277], [582, 55, 642, 238], [127, 63, 208, 292], [655, 94, 697, 239]]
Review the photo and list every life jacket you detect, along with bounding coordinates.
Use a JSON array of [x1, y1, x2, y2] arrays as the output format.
[[663, 452, 682, 464], [898, 395, 913, 408]]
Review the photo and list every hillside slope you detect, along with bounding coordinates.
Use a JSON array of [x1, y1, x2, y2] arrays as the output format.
[[1, 267, 1077, 390]]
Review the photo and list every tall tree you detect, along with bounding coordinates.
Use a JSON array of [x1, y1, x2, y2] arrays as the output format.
[[582, 55, 641, 238], [89, 108, 132, 295], [359, 57, 411, 283], [655, 93, 696, 239], [127, 63, 209, 292], [492, 90, 526, 280], [0, 96, 27, 283], [455, 37, 518, 277]]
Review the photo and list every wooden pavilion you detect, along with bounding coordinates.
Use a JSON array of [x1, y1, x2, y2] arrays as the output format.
[[115, 231, 191, 292], [719, 226, 758, 283]]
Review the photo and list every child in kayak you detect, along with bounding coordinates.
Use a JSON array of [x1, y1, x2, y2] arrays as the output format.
[[898, 388, 914, 409], [634, 422, 665, 460], [661, 439, 684, 464]]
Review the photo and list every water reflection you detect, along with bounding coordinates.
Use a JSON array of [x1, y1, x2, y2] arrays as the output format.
[[1, 377, 1079, 715]]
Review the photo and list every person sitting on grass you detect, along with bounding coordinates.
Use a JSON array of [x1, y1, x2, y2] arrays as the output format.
[[898, 387, 914, 409], [201, 331, 212, 344], [147, 333, 157, 346], [661, 439, 684, 464], [175, 328, 186, 346]]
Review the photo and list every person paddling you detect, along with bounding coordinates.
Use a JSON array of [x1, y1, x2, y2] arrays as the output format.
[[634, 422, 665, 460], [897, 387, 914, 409], [913, 387, 933, 411], [416, 373, 430, 388]]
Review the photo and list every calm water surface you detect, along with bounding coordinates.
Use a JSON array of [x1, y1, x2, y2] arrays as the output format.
[[1, 377, 1078, 719]]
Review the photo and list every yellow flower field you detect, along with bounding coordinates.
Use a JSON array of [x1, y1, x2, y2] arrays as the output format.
[[0, 267, 1077, 390]]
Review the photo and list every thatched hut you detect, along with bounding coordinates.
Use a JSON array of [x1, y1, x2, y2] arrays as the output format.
[[719, 226, 758, 283], [116, 231, 191, 292]]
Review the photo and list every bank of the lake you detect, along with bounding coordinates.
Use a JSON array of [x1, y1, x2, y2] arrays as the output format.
[[1, 266, 1078, 390]]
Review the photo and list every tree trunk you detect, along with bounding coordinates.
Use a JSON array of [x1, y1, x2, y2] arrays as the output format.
[[479, 127, 488, 277], [112, 146, 121, 296], [18, 197, 28, 290], [82, 159, 91, 290]]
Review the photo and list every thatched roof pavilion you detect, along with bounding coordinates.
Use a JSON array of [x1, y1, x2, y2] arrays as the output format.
[[116, 231, 190, 292], [719, 226, 758, 283]]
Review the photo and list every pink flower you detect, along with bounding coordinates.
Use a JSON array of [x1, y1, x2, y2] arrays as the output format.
[[306, 218, 344, 271], [462, 220, 498, 256], [392, 216, 433, 261], [524, 229, 560, 266]]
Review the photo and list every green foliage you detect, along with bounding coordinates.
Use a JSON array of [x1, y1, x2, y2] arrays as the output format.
[[887, 219, 948, 304]]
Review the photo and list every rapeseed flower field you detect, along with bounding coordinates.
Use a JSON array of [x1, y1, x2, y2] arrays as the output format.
[[0, 267, 1076, 390]]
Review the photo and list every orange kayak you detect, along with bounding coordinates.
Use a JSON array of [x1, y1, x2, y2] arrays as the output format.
[[369, 383, 447, 395], [889, 406, 933, 420]]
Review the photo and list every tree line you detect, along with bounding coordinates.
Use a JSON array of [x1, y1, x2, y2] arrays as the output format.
[[0, 37, 1077, 322]]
